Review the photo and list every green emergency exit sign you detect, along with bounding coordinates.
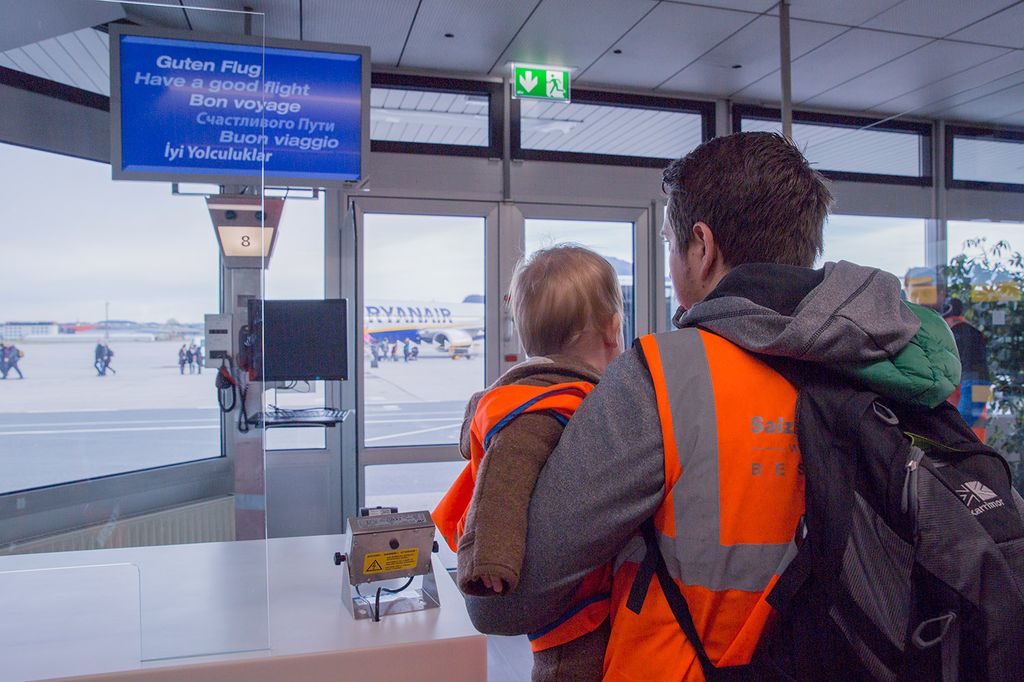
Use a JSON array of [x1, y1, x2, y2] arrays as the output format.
[[512, 64, 571, 102]]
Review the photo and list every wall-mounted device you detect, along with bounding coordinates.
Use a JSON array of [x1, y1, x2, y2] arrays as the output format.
[[333, 510, 440, 621], [247, 299, 349, 382], [203, 313, 233, 364], [207, 195, 285, 269]]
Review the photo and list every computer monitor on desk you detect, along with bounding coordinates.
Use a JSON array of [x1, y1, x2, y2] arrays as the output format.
[[248, 299, 349, 382]]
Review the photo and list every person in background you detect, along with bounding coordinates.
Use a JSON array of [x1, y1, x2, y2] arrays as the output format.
[[102, 343, 115, 375], [186, 345, 195, 374], [0, 342, 8, 379], [94, 341, 107, 376], [178, 344, 187, 375], [943, 296, 991, 441], [4, 344, 23, 379], [403, 338, 411, 363], [195, 344, 204, 374]]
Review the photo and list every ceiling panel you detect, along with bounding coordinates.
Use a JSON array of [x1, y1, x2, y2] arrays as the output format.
[[491, 0, 657, 76], [736, 28, 931, 104], [580, 3, 753, 90], [304, 0, 419, 65], [177, 1, 301, 41], [938, 81, 1024, 123], [399, 0, 537, 71], [0, 28, 109, 94], [869, 49, 1024, 119], [659, 16, 845, 97], [120, 3, 191, 31], [950, 3, 1024, 48], [804, 40, 1010, 111], [0, 0, 123, 52], [784, 0, 903, 26], [672, 0, 775, 11], [863, 0, 1018, 39]]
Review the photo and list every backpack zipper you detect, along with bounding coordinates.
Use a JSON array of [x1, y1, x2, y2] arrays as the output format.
[[901, 446, 926, 529]]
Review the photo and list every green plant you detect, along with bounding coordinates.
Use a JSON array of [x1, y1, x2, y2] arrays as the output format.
[[945, 238, 1024, 496]]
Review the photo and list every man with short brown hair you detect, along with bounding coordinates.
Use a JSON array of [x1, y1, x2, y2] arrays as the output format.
[[465, 132, 959, 680]]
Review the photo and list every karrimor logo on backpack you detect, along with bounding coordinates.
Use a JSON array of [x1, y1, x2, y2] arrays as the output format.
[[957, 481, 1005, 516]]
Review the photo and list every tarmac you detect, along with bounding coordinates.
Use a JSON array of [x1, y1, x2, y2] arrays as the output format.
[[0, 339, 484, 496]]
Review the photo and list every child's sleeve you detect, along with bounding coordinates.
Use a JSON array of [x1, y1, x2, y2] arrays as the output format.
[[456, 412, 564, 596]]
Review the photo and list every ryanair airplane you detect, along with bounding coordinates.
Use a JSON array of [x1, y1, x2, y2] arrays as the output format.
[[364, 296, 484, 356]]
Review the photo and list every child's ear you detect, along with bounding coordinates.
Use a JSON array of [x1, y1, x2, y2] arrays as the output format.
[[603, 314, 622, 348]]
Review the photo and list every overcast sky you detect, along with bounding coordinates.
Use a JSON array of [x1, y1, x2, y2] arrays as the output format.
[[2, 141, 1018, 324]]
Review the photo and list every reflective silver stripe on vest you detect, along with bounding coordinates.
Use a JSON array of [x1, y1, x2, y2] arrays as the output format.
[[646, 329, 796, 593]]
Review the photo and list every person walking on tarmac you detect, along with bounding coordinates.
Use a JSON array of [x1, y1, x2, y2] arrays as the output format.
[[178, 345, 187, 375], [463, 133, 963, 679], [0, 342, 8, 379], [94, 341, 108, 376], [4, 344, 23, 379], [943, 296, 991, 441], [102, 343, 115, 375]]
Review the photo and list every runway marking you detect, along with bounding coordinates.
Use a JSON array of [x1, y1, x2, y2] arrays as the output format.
[[364, 422, 461, 443], [365, 417, 468, 424], [0, 418, 220, 429], [0, 425, 221, 437]]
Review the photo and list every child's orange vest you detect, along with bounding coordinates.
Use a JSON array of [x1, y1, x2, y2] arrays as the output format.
[[433, 381, 611, 652]]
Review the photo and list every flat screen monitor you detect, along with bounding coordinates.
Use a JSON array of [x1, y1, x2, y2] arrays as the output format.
[[110, 25, 369, 187], [249, 299, 348, 382]]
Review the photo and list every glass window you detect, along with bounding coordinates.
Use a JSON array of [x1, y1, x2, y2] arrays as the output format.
[[740, 117, 925, 178], [952, 135, 1024, 186], [818, 214, 927, 280], [524, 219, 635, 343], [944, 221, 1024, 495], [262, 193, 327, 451], [370, 87, 490, 147], [361, 213, 485, 447], [518, 99, 705, 160], [0, 142, 220, 494]]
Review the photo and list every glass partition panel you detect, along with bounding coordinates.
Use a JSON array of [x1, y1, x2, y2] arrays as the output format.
[[262, 192, 328, 451], [0, 1, 273, 667]]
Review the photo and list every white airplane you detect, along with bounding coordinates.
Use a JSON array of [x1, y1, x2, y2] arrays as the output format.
[[364, 297, 484, 358]]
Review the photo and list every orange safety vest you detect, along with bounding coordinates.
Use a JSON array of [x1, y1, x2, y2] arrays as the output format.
[[432, 381, 611, 653], [604, 330, 805, 680]]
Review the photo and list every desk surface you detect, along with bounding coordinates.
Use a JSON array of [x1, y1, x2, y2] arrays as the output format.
[[0, 535, 486, 681]]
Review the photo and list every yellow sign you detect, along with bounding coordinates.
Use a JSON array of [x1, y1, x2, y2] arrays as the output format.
[[363, 548, 419, 575]]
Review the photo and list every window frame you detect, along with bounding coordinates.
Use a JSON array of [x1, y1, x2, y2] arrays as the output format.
[[733, 104, 933, 187], [946, 124, 1024, 194], [369, 72, 502, 159], [511, 88, 715, 168], [0, 143, 232, 548]]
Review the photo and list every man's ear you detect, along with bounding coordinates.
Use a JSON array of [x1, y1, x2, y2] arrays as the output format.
[[692, 221, 719, 280], [602, 314, 622, 348]]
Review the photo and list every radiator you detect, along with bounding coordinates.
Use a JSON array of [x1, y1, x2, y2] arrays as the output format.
[[0, 496, 235, 555]]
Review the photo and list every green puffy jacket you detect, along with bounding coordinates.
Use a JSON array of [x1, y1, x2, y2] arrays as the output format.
[[841, 302, 961, 408]]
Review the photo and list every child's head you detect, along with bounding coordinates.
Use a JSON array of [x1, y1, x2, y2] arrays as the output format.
[[510, 245, 624, 367]]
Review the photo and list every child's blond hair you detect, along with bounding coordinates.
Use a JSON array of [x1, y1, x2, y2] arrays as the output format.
[[509, 245, 624, 357]]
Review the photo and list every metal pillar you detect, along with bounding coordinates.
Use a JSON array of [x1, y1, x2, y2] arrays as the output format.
[[779, 0, 793, 140]]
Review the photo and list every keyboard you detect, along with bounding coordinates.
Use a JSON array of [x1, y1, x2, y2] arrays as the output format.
[[249, 407, 352, 427]]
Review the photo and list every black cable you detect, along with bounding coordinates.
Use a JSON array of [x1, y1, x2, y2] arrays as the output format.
[[381, 577, 415, 594], [374, 587, 382, 623]]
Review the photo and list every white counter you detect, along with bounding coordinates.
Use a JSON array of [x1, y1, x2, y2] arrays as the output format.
[[0, 535, 486, 681]]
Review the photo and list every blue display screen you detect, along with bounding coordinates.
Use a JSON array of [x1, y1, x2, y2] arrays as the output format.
[[117, 34, 363, 182]]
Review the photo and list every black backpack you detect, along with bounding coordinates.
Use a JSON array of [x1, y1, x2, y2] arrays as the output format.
[[636, 365, 1024, 681]]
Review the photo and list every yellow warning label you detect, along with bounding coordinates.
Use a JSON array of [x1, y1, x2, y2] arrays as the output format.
[[363, 548, 419, 575]]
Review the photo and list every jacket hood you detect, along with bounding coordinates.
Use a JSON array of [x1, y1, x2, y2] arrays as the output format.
[[458, 355, 601, 459], [679, 261, 960, 407]]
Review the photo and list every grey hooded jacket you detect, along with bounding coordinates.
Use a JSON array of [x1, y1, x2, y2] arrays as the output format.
[[464, 261, 961, 635]]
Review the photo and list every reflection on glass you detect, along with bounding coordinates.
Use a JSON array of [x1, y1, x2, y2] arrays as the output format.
[[262, 194, 327, 451], [524, 219, 635, 343], [362, 214, 485, 447], [944, 221, 1024, 495], [0, 142, 220, 494]]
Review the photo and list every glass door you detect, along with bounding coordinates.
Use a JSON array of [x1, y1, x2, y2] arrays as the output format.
[[352, 198, 498, 519], [509, 204, 654, 372]]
